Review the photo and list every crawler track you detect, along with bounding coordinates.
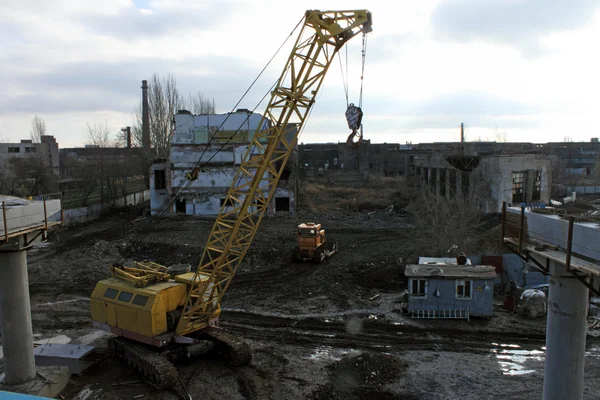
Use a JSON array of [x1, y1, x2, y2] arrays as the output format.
[[110, 337, 178, 389]]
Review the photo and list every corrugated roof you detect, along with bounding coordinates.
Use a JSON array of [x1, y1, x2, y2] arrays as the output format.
[[405, 264, 497, 279]]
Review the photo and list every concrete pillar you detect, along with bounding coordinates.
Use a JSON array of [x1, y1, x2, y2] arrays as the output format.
[[0, 250, 36, 384], [543, 265, 588, 400]]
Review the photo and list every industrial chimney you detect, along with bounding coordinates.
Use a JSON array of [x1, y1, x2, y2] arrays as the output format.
[[142, 80, 150, 150], [126, 126, 132, 148]]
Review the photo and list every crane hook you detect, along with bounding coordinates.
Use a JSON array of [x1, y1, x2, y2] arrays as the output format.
[[347, 128, 363, 149]]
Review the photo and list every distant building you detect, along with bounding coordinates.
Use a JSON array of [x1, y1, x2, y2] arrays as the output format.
[[412, 153, 553, 213], [298, 140, 417, 179], [0, 136, 60, 176], [405, 260, 497, 319], [150, 109, 297, 216]]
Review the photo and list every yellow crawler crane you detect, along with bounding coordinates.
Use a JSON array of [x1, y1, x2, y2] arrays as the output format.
[[91, 9, 373, 390]]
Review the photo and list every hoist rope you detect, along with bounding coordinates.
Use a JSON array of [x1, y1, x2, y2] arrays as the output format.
[[359, 32, 368, 109]]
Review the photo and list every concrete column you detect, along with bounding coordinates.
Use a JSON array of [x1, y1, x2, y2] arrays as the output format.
[[0, 250, 36, 384], [543, 266, 588, 400]]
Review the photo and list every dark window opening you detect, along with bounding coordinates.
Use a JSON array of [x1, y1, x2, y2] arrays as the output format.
[[104, 288, 118, 299], [430, 168, 437, 192], [368, 163, 373, 169], [8, 147, 20, 153], [461, 172, 470, 197], [220, 197, 235, 207], [280, 167, 292, 180], [118, 291, 133, 302], [512, 171, 525, 203], [175, 198, 186, 213], [411, 279, 427, 296], [25, 147, 36, 153], [132, 295, 149, 306], [154, 169, 166, 190], [275, 197, 290, 212], [449, 170, 457, 197], [456, 280, 472, 299], [416, 167, 421, 175], [439, 169, 446, 198], [532, 171, 542, 201]]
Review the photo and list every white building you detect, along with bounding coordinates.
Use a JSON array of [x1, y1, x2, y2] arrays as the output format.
[[150, 109, 296, 216]]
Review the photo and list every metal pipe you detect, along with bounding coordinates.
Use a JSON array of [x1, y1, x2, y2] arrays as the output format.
[[59, 192, 65, 225], [43, 196, 48, 230], [518, 206, 525, 253], [2, 201, 7, 241], [501, 201, 506, 245], [566, 216, 574, 272]]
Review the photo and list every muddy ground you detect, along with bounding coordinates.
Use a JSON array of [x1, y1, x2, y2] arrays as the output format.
[[20, 210, 600, 399]]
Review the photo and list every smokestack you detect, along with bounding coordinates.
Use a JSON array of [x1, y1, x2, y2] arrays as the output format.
[[126, 126, 132, 149], [142, 80, 150, 150], [460, 122, 464, 143]]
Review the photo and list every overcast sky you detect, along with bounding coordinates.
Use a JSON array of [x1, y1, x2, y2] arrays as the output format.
[[1, 0, 599, 147]]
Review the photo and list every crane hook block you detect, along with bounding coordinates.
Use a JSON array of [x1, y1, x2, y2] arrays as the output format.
[[345, 103, 363, 131]]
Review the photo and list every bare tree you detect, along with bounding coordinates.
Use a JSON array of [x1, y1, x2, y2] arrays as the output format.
[[130, 73, 182, 160], [184, 91, 216, 114], [30, 115, 47, 143], [86, 122, 114, 147], [10, 157, 56, 196], [131, 73, 216, 160], [406, 172, 492, 256]]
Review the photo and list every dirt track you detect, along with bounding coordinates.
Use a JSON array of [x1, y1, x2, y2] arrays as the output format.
[[23, 211, 600, 399]]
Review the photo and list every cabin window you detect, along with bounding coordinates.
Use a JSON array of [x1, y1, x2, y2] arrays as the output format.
[[104, 288, 118, 299], [118, 291, 133, 303], [132, 295, 149, 306], [456, 280, 472, 300], [410, 279, 427, 297]]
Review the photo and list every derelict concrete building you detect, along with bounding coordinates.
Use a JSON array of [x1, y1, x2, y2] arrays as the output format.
[[150, 109, 297, 216], [413, 153, 553, 214]]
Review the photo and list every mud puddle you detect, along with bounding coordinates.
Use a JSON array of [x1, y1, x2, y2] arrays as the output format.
[[490, 342, 600, 376]]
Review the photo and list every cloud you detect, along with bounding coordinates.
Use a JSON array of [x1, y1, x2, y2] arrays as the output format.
[[80, 1, 241, 39], [431, 0, 600, 55], [0, 55, 278, 115]]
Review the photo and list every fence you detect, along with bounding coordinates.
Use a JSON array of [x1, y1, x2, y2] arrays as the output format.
[[560, 185, 600, 197], [61, 179, 147, 210], [63, 189, 149, 225]]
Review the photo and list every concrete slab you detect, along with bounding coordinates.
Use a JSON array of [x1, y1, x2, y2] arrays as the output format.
[[0, 198, 62, 240], [34, 344, 95, 375], [0, 366, 69, 399], [33, 335, 71, 346]]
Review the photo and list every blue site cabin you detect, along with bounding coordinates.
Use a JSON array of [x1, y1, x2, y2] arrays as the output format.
[[405, 264, 497, 319]]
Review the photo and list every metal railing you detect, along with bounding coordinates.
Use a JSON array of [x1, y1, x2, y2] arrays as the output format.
[[1, 193, 63, 242], [409, 308, 470, 321]]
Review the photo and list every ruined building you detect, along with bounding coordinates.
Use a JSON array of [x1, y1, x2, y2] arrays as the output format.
[[150, 109, 297, 216], [412, 152, 552, 214]]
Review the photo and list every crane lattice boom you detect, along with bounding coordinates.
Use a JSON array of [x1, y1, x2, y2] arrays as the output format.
[[176, 9, 373, 335]]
